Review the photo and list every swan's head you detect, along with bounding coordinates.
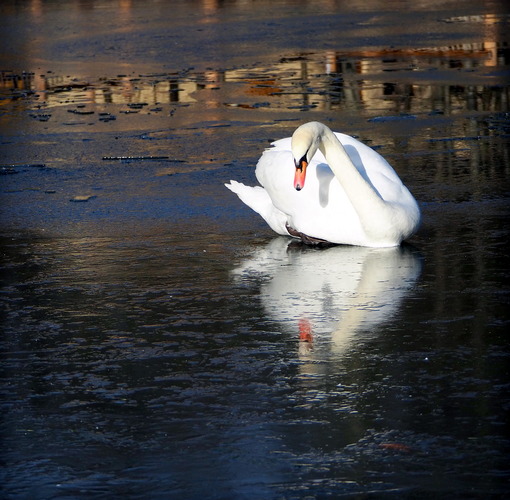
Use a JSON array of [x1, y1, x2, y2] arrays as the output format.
[[291, 122, 324, 191]]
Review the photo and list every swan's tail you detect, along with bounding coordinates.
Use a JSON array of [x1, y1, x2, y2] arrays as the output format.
[[224, 180, 289, 236], [224, 180, 248, 196], [224, 180, 269, 212]]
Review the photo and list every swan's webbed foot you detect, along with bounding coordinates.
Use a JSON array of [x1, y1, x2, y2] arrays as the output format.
[[285, 224, 335, 247]]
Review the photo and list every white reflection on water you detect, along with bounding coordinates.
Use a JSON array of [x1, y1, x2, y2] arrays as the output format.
[[232, 238, 422, 355]]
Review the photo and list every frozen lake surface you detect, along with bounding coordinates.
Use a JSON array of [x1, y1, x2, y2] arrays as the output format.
[[1, 0, 509, 498]]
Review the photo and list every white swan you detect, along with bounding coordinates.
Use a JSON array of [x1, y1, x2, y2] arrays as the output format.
[[225, 121, 420, 247]]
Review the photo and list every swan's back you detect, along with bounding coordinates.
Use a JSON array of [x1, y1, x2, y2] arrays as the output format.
[[257, 132, 408, 204]]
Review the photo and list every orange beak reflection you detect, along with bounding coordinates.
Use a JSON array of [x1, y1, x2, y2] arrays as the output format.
[[299, 318, 313, 343], [294, 159, 308, 191]]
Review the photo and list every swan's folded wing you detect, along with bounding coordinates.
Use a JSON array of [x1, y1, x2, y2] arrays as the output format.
[[225, 181, 289, 236]]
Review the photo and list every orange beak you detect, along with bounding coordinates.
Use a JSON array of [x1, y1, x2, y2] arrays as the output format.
[[294, 159, 308, 191]]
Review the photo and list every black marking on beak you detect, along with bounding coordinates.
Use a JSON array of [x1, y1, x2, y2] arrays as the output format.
[[294, 153, 307, 171]]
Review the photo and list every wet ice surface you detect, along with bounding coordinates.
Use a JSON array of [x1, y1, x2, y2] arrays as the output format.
[[1, 0, 510, 498]]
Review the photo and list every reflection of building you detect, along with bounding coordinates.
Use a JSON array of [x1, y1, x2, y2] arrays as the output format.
[[2, 35, 508, 115], [0, 72, 200, 107]]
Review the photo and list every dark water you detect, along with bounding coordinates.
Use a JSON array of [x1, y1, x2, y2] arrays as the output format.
[[1, 1, 510, 498]]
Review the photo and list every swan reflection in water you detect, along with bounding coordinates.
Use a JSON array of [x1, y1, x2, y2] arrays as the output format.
[[232, 238, 422, 356]]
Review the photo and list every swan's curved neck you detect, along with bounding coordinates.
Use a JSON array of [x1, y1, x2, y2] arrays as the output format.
[[318, 125, 395, 240]]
